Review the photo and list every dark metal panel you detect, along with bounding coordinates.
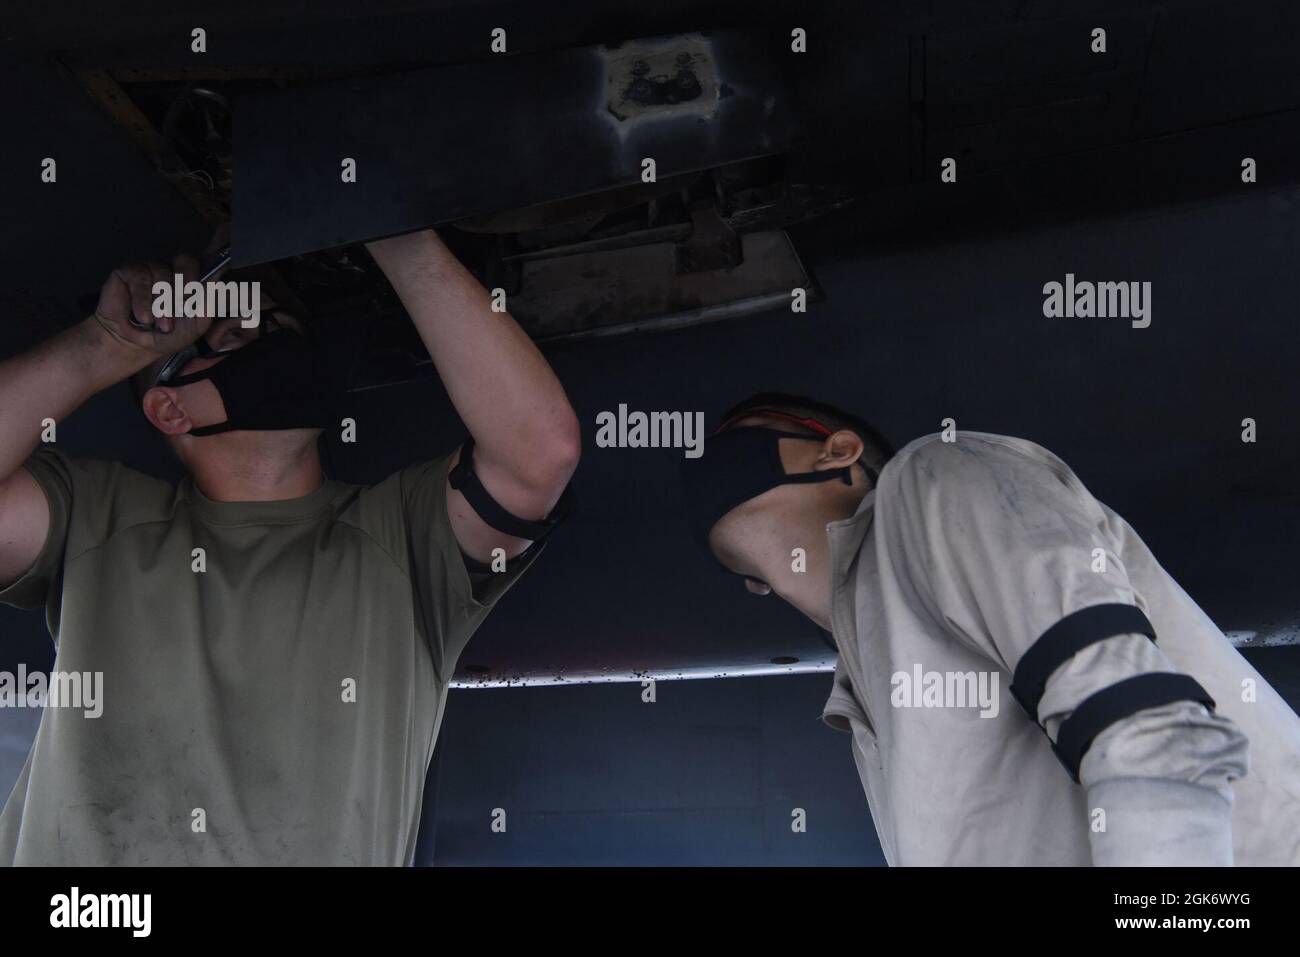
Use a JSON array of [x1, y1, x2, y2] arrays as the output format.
[[232, 31, 800, 266], [512, 230, 815, 341], [426, 676, 884, 865]]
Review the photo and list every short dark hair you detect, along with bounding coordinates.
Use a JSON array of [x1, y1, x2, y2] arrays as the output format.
[[718, 392, 894, 477]]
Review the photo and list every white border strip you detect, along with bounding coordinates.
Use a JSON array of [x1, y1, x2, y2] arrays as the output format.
[[449, 628, 1299, 689], [450, 658, 836, 689]]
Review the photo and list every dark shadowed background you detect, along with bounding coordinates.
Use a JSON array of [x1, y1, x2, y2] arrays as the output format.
[[2, 1, 1298, 864]]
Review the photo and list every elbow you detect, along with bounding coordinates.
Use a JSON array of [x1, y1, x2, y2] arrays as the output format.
[[1080, 700, 1250, 793], [523, 406, 581, 494], [542, 408, 582, 484]]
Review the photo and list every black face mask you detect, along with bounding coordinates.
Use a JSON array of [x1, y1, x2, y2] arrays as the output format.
[[169, 330, 341, 437], [680, 426, 869, 552]]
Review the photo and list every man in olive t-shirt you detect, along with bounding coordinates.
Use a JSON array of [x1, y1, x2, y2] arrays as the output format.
[[0, 230, 580, 864]]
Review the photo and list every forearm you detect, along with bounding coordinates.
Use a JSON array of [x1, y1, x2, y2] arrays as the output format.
[[1083, 700, 1246, 865], [0, 318, 142, 480], [1041, 638, 1248, 865], [366, 230, 579, 482], [1086, 776, 1235, 866]]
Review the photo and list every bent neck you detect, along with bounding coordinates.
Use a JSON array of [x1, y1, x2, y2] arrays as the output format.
[[768, 491, 869, 631]]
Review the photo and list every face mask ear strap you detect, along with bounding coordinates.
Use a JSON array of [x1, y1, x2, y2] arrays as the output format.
[[779, 466, 854, 486], [763, 430, 862, 487], [804, 452, 880, 488], [187, 421, 235, 437], [163, 365, 232, 435], [168, 367, 215, 388]]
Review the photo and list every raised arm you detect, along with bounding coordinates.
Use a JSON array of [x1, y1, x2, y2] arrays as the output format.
[[0, 257, 207, 587], [365, 230, 580, 564]]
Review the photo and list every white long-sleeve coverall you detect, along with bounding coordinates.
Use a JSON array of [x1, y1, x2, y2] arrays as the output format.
[[822, 431, 1300, 865]]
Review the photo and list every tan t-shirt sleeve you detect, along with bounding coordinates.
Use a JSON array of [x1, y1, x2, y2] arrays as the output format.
[[0, 448, 77, 616], [392, 455, 543, 683]]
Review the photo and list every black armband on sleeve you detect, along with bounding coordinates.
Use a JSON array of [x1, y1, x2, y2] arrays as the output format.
[[1011, 603, 1156, 722], [1009, 603, 1217, 783], [447, 438, 572, 541], [1052, 673, 1216, 782]]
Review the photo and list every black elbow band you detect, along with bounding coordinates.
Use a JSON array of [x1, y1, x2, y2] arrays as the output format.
[[1053, 673, 1216, 782], [447, 438, 572, 541], [1011, 603, 1157, 721]]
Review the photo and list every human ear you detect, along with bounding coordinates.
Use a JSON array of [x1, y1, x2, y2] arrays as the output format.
[[744, 578, 773, 596], [816, 429, 864, 471], [141, 385, 194, 436]]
